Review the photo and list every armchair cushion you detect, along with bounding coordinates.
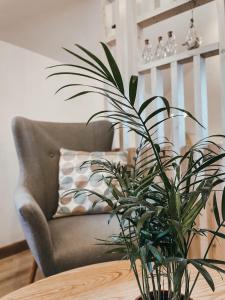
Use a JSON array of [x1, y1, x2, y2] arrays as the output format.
[[48, 213, 121, 274], [54, 148, 127, 218]]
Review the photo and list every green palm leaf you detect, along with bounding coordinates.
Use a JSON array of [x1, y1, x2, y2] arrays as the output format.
[[100, 42, 124, 94]]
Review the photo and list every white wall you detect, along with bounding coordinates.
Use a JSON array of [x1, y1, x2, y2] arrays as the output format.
[[0, 0, 105, 246]]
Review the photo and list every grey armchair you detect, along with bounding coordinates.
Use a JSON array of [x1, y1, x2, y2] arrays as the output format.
[[12, 116, 121, 280]]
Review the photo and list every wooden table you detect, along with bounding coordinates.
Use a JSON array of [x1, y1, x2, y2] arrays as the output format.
[[1, 260, 225, 299]]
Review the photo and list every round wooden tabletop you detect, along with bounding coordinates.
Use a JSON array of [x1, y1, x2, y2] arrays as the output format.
[[1, 260, 225, 300]]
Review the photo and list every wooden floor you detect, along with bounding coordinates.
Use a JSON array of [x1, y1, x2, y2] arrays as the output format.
[[0, 251, 43, 298]]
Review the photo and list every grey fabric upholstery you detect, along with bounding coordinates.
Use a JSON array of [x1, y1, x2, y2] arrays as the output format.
[[48, 214, 119, 274], [12, 117, 121, 276]]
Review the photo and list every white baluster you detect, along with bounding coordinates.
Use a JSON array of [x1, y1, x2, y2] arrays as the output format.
[[171, 61, 185, 153], [193, 55, 208, 141], [151, 67, 164, 144]]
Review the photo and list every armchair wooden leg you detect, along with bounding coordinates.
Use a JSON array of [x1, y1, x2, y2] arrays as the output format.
[[29, 258, 37, 284]]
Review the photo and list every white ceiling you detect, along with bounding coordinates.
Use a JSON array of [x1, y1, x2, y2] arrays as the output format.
[[0, 0, 72, 29], [0, 0, 103, 62]]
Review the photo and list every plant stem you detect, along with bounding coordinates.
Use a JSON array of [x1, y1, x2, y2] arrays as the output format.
[[150, 271, 157, 300], [155, 266, 161, 300], [184, 268, 190, 300], [116, 215, 145, 299], [167, 263, 172, 299], [123, 96, 171, 198], [142, 263, 150, 298]]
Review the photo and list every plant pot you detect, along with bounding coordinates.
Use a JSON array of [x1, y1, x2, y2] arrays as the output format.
[[135, 291, 193, 300]]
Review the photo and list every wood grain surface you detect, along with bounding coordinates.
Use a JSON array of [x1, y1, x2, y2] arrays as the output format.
[[1, 260, 225, 300]]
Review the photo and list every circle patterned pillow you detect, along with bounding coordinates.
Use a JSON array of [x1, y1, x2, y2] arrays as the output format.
[[54, 148, 128, 218]]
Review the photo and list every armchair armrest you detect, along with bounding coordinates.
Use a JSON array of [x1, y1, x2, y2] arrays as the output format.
[[14, 185, 56, 276]]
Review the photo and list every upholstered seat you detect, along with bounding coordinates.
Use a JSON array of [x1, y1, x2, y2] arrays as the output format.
[[12, 117, 121, 277], [48, 214, 118, 274]]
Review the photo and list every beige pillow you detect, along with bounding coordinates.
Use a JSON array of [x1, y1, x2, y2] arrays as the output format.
[[54, 149, 127, 218]]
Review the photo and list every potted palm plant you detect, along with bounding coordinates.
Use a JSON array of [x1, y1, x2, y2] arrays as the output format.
[[48, 43, 225, 300]]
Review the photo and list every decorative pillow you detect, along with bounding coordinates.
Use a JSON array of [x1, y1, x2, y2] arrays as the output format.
[[54, 149, 127, 218]]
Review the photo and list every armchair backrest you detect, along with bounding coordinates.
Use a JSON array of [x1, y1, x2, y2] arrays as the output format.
[[12, 117, 114, 219]]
